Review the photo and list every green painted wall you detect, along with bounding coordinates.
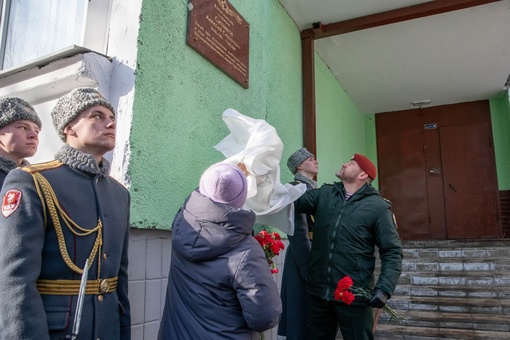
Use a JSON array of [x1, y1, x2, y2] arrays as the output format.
[[490, 91, 510, 190], [129, 0, 303, 229], [314, 53, 376, 186]]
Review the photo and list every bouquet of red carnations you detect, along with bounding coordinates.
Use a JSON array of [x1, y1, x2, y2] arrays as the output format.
[[254, 230, 285, 274], [334, 276, 406, 324]]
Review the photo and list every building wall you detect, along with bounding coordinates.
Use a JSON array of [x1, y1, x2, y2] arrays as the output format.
[[128, 229, 172, 339], [14, 1, 510, 339], [314, 52, 370, 186], [4, 0, 318, 337], [128, 0, 304, 230], [127, 0, 387, 334], [490, 92, 510, 191], [489, 91, 510, 237], [126, 1, 307, 338], [500, 190, 510, 237]]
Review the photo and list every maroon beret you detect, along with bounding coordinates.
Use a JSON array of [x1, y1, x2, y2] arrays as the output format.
[[352, 154, 377, 180]]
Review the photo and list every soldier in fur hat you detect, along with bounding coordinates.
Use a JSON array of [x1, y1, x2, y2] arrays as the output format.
[[279, 147, 318, 340], [0, 97, 42, 187], [0, 87, 131, 339]]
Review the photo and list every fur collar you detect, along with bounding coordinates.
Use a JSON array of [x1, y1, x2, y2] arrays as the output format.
[[0, 156, 29, 174], [55, 144, 110, 175], [295, 172, 317, 189]]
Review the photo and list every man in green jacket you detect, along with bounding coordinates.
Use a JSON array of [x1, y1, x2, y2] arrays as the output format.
[[295, 153, 402, 340]]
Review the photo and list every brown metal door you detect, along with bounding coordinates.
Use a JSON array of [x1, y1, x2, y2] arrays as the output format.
[[376, 100, 501, 240], [376, 110, 431, 240], [440, 122, 500, 238]]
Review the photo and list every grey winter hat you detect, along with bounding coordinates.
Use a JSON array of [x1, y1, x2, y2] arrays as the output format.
[[287, 147, 314, 174], [51, 87, 116, 142], [0, 97, 42, 129]]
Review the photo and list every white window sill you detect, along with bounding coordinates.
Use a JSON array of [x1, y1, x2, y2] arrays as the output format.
[[0, 46, 112, 104]]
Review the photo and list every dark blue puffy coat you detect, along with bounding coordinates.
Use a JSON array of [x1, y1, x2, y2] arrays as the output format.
[[158, 190, 282, 340]]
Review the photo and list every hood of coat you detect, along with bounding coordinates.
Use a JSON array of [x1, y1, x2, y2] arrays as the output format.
[[172, 190, 256, 262]]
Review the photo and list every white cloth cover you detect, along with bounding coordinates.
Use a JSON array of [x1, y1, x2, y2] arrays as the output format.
[[214, 108, 306, 235]]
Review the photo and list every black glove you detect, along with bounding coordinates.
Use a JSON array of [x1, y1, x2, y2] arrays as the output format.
[[367, 289, 387, 308]]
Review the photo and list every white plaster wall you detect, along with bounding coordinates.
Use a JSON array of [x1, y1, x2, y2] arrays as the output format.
[[106, 0, 142, 187]]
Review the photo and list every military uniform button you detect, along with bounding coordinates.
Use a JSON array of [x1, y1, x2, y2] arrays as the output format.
[[103, 253, 107, 260], [98, 295, 103, 301]]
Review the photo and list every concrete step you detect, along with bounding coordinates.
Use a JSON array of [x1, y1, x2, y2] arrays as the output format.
[[401, 239, 510, 249], [372, 240, 510, 339], [374, 324, 510, 340], [401, 258, 510, 272], [397, 271, 510, 286], [393, 284, 510, 299], [402, 248, 510, 260], [377, 310, 510, 332], [388, 295, 510, 314]]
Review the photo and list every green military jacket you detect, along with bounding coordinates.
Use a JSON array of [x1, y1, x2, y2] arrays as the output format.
[[295, 182, 402, 304]]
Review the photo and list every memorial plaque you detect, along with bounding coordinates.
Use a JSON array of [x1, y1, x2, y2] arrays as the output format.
[[186, 0, 250, 88]]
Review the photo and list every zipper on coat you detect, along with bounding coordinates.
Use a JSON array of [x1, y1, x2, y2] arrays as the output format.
[[324, 199, 347, 300]]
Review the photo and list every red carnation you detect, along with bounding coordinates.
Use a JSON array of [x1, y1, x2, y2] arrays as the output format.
[[336, 276, 353, 291], [333, 276, 407, 325], [255, 230, 285, 274], [340, 291, 355, 305]]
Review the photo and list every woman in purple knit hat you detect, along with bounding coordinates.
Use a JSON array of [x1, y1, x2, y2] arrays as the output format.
[[158, 162, 282, 340]]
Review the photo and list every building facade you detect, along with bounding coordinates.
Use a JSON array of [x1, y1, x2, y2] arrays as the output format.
[[1, 0, 509, 339]]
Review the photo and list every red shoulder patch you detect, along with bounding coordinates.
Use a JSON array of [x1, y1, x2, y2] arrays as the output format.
[[2, 190, 22, 218]]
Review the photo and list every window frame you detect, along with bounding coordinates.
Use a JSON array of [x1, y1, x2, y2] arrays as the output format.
[[0, 0, 11, 70], [0, 0, 112, 72]]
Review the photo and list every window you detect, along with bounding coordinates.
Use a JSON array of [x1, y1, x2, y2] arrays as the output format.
[[0, 0, 110, 71]]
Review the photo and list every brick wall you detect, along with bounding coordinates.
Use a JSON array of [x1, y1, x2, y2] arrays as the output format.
[[500, 190, 510, 238]]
